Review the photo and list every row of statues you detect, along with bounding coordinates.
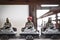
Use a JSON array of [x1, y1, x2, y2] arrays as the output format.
[[1, 16, 35, 33], [3, 16, 60, 33]]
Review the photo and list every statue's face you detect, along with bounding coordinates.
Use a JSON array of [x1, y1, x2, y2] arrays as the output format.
[[28, 19, 31, 22], [6, 18, 9, 23], [48, 18, 51, 23]]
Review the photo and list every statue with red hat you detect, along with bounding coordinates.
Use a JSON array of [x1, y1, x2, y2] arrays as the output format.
[[21, 16, 35, 32]]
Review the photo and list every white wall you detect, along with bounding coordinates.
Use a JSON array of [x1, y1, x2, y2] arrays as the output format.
[[0, 5, 29, 35]]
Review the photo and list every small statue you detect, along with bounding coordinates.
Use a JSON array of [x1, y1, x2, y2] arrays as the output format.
[[21, 16, 35, 32], [42, 18, 54, 31], [3, 18, 11, 29], [46, 17, 54, 29]]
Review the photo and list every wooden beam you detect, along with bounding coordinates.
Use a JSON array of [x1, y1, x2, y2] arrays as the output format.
[[0, 0, 60, 4]]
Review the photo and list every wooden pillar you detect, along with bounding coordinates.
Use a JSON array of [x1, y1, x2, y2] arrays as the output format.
[[29, 4, 37, 30]]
